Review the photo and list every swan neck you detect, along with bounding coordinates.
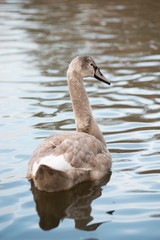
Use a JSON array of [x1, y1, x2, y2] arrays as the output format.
[[67, 70, 106, 146]]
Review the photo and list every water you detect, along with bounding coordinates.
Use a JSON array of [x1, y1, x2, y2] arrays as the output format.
[[0, 0, 160, 239]]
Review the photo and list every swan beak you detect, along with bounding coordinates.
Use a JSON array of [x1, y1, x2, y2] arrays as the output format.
[[94, 67, 111, 85]]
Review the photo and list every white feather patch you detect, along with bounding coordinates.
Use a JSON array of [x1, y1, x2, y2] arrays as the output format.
[[32, 154, 73, 177]]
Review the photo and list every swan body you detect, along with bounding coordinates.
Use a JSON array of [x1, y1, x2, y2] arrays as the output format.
[[27, 56, 111, 192]]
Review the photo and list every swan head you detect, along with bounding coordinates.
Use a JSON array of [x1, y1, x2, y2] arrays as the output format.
[[67, 56, 110, 85]]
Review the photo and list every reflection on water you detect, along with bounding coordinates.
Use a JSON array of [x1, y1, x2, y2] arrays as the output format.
[[0, 0, 160, 239], [31, 173, 111, 231]]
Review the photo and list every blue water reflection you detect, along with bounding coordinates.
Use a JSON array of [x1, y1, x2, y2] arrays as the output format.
[[0, 0, 160, 240]]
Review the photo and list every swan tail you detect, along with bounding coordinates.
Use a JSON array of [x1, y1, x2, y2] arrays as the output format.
[[33, 164, 72, 192]]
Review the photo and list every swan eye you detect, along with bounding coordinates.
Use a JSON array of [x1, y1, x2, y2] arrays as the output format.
[[90, 63, 95, 69], [91, 63, 98, 72]]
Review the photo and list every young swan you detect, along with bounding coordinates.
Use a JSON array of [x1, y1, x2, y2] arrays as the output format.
[[27, 56, 112, 192]]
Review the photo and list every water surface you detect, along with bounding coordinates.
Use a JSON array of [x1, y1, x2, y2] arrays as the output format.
[[0, 0, 160, 239]]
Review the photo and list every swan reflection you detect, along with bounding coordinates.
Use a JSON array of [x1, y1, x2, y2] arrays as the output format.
[[31, 172, 111, 231]]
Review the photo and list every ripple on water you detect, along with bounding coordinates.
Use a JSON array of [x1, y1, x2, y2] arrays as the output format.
[[0, 0, 160, 239]]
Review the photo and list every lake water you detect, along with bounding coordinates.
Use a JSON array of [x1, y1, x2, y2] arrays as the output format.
[[0, 0, 160, 239]]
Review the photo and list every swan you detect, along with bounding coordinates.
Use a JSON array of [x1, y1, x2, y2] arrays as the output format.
[[27, 56, 112, 192]]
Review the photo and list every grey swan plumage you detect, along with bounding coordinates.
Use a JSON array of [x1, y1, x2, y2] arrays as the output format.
[[27, 56, 112, 192]]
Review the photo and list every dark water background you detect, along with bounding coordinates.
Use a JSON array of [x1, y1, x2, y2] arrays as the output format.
[[0, 0, 160, 239]]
